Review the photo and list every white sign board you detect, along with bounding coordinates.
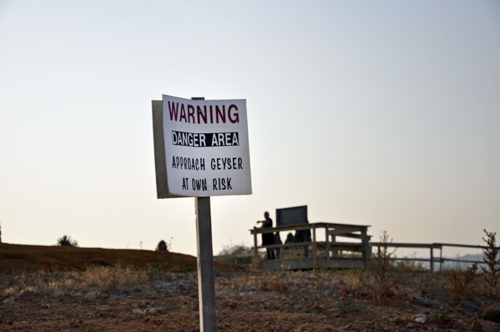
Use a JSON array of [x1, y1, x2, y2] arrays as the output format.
[[155, 95, 252, 197]]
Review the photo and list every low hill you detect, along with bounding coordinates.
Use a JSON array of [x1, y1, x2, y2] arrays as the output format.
[[0, 243, 242, 273]]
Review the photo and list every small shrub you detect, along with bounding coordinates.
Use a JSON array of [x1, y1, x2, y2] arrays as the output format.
[[447, 262, 479, 307], [230, 271, 250, 291], [481, 229, 500, 297], [252, 271, 268, 291], [362, 231, 399, 304], [269, 273, 288, 291], [251, 256, 263, 272], [56, 235, 78, 247], [338, 269, 362, 297]]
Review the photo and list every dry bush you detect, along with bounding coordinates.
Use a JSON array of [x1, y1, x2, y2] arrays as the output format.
[[247, 256, 269, 290], [338, 269, 362, 297], [269, 273, 288, 291], [229, 271, 250, 291], [251, 257, 263, 273], [239, 269, 291, 292], [253, 272, 268, 290], [447, 262, 479, 307], [361, 231, 399, 304], [312, 269, 327, 292], [481, 229, 500, 297]]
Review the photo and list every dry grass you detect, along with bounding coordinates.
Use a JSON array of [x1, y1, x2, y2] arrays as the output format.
[[2, 264, 149, 297], [82, 264, 149, 288], [1, 262, 498, 316], [337, 269, 362, 297], [4, 267, 500, 332]]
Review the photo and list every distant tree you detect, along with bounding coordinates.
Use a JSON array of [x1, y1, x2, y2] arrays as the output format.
[[56, 235, 78, 247], [155, 240, 168, 252]]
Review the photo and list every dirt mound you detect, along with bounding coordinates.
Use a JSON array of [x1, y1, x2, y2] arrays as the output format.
[[0, 243, 242, 273]]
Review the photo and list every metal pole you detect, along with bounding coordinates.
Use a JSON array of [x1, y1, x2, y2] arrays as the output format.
[[192, 92, 216, 332], [195, 197, 217, 332]]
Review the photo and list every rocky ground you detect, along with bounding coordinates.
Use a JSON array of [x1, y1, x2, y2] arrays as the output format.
[[1, 269, 499, 332]]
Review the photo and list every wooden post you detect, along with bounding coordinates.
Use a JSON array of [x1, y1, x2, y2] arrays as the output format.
[[439, 245, 443, 271], [430, 246, 434, 272], [195, 197, 217, 332], [253, 227, 258, 259], [331, 228, 338, 258], [312, 225, 317, 268], [361, 227, 370, 268], [192, 95, 216, 332], [325, 224, 330, 268]]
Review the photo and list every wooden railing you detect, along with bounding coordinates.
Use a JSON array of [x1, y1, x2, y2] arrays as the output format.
[[214, 223, 498, 272], [370, 242, 499, 271], [247, 222, 371, 270]]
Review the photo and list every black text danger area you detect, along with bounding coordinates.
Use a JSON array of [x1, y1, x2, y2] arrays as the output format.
[[172, 131, 239, 147], [181, 177, 233, 192]]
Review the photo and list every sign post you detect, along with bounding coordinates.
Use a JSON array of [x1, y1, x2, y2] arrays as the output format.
[[192, 96, 216, 332], [152, 95, 252, 332], [195, 196, 216, 331]]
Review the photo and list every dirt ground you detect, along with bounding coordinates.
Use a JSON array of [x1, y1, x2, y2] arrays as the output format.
[[0, 244, 499, 332]]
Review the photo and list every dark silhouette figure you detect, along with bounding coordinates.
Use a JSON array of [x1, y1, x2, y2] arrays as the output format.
[[294, 229, 311, 257], [257, 211, 275, 259]]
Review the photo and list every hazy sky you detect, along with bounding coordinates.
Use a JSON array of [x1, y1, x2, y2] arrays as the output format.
[[1, 1, 499, 258]]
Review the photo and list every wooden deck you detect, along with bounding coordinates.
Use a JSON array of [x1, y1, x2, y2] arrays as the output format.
[[250, 222, 371, 271], [215, 224, 498, 271], [249, 226, 499, 271]]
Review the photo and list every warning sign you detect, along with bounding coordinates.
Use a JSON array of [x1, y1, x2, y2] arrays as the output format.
[[153, 95, 252, 198]]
